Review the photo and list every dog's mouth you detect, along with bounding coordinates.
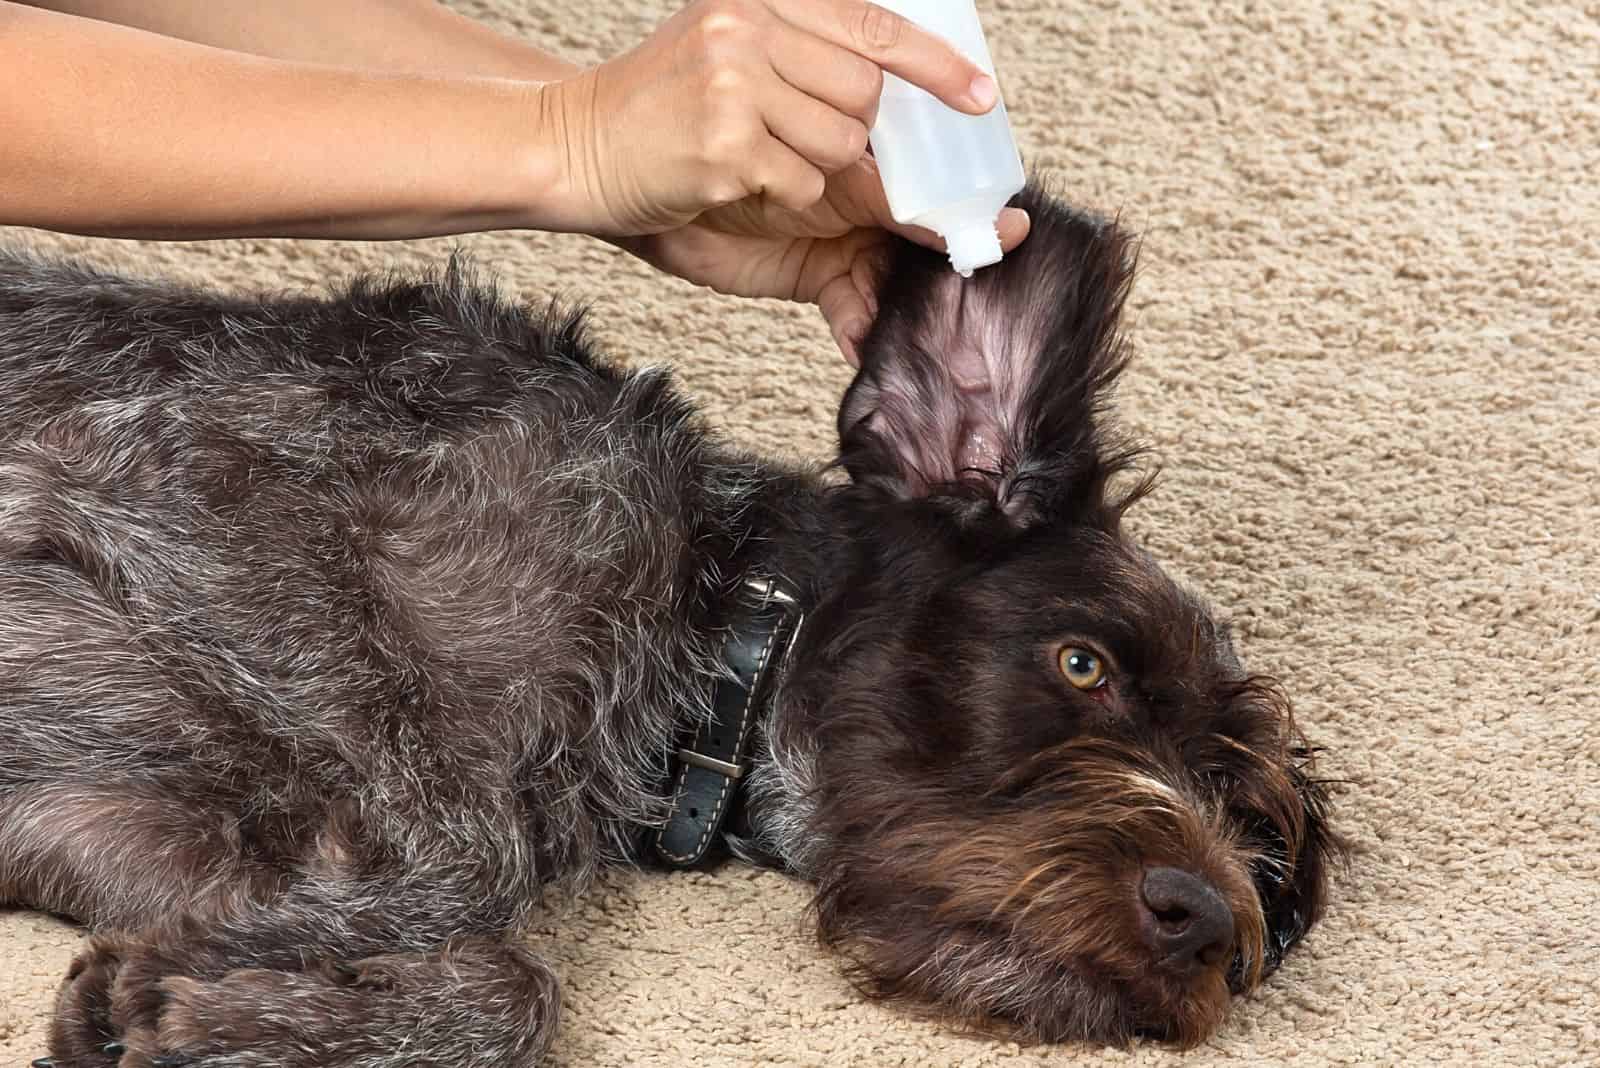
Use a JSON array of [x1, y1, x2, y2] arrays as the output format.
[[806, 730, 1323, 1047]]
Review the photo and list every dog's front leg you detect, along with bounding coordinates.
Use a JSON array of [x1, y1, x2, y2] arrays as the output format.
[[41, 827, 560, 1068], [45, 910, 559, 1068]]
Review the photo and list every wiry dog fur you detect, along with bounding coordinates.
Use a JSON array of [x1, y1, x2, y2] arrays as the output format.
[[0, 181, 1335, 1066]]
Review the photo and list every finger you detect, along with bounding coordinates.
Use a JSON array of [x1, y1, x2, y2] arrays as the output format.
[[767, 0, 998, 115], [849, 240, 890, 322], [817, 272, 870, 366], [746, 138, 829, 213], [812, 229, 895, 363], [822, 157, 942, 248], [827, 158, 1033, 255], [995, 206, 1031, 252], [760, 75, 872, 176], [766, 23, 884, 128]]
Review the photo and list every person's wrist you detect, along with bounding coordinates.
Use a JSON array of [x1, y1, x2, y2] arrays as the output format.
[[413, 74, 603, 238], [358, 74, 564, 238], [506, 72, 616, 236]]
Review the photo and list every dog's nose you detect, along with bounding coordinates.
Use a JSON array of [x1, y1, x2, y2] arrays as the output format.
[[1138, 867, 1235, 973]]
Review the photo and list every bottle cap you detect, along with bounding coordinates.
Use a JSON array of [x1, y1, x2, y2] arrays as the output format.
[[945, 220, 1004, 277]]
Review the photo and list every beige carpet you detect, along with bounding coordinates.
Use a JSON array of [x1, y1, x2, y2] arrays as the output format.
[[3, 1, 1597, 1064]]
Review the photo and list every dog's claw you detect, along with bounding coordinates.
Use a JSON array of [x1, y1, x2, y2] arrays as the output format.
[[150, 1056, 195, 1068], [31, 1058, 56, 1068], [101, 1041, 126, 1057]]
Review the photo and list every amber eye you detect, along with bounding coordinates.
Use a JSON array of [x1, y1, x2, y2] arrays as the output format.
[[1059, 646, 1107, 690]]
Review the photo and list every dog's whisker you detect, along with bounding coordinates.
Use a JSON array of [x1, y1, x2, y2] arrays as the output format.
[[0, 180, 1333, 1062]]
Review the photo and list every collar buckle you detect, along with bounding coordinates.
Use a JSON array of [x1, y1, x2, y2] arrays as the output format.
[[649, 573, 804, 869], [674, 748, 746, 779]]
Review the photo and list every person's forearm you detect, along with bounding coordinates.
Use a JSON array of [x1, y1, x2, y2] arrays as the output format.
[[21, 0, 583, 81], [1, 3, 589, 241]]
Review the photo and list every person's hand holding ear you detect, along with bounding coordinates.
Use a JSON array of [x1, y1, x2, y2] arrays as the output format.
[[613, 156, 1030, 365], [539, 0, 1031, 362]]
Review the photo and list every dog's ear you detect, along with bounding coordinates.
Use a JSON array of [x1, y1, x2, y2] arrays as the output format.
[[838, 181, 1145, 528]]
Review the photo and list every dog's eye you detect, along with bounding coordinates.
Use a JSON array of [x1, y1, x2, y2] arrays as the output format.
[[1059, 647, 1107, 690]]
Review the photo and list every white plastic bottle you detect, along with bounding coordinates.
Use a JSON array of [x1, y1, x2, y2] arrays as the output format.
[[867, 0, 1025, 277]]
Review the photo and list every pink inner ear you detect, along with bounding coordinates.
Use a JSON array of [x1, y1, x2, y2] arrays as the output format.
[[927, 274, 1046, 487], [847, 196, 1139, 518], [859, 269, 1052, 495], [950, 359, 1000, 475], [850, 214, 1123, 508]]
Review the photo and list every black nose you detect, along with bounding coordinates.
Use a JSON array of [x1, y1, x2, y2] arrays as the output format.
[[1138, 867, 1235, 973]]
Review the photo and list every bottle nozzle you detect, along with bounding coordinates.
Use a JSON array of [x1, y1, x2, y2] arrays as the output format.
[[944, 220, 1004, 278]]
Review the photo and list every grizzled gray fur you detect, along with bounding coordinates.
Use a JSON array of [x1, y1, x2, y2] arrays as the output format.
[[0, 182, 1335, 1067]]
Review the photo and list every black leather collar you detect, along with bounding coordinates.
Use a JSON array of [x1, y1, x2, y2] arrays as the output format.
[[648, 575, 804, 870]]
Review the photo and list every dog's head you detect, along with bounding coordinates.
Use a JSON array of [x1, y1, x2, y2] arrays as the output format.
[[760, 181, 1335, 1047]]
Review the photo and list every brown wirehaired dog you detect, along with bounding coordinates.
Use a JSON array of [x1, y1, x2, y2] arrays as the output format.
[[0, 180, 1334, 1067]]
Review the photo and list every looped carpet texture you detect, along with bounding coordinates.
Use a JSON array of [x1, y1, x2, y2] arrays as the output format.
[[1, 2, 1596, 1064]]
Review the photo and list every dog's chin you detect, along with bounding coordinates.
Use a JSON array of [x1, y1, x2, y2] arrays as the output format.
[[816, 922, 1240, 1050], [1121, 966, 1237, 1049], [800, 827, 1268, 1049], [999, 957, 1237, 1051]]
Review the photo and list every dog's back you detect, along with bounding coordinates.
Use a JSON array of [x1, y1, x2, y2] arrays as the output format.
[[0, 252, 767, 913]]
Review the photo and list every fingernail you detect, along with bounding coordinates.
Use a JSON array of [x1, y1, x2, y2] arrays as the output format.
[[968, 74, 998, 110]]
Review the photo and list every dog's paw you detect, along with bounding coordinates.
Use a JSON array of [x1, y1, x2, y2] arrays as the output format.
[[46, 932, 561, 1067], [47, 932, 218, 1068], [48, 933, 137, 1067]]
